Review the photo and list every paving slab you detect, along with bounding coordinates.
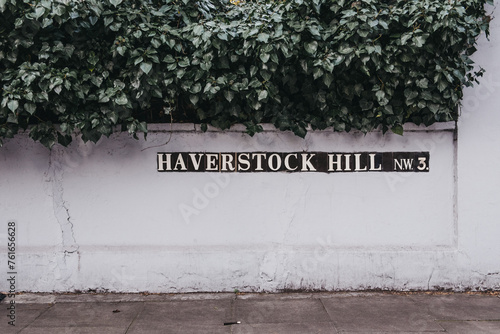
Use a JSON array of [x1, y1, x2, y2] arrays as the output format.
[[409, 294, 500, 320], [234, 299, 331, 324], [232, 322, 337, 334], [321, 295, 445, 332], [0, 304, 52, 334], [23, 301, 142, 331], [126, 299, 232, 333], [437, 320, 500, 334]]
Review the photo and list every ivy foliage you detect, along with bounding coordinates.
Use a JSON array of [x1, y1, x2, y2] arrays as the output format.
[[0, 0, 492, 148]]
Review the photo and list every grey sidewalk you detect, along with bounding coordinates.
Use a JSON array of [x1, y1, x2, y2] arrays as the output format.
[[1, 292, 499, 333]]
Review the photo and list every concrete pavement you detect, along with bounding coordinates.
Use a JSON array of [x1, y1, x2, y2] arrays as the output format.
[[0, 291, 499, 333]]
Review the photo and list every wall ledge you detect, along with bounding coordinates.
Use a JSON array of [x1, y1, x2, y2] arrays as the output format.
[[147, 122, 456, 134]]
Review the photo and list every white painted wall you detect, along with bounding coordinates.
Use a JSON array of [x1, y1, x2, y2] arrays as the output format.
[[1, 3, 499, 293]]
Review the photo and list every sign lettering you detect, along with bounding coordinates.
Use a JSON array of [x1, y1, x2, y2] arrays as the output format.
[[157, 152, 430, 173]]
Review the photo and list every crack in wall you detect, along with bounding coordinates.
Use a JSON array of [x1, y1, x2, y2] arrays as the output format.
[[42, 147, 82, 290], [427, 268, 435, 290], [473, 271, 500, 277], [49, 147, 79, 254], [471, 270, 500, 286]]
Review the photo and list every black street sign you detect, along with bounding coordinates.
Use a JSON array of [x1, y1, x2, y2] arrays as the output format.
[[157, 152, 430, 173]]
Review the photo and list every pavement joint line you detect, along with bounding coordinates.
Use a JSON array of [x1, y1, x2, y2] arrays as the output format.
[[318, 298, 341, 333], [17, 303, 54, 334], [124, 301, 145, 334]]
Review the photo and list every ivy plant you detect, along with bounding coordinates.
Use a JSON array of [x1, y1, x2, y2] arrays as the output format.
[[0, 0, 492, 148]]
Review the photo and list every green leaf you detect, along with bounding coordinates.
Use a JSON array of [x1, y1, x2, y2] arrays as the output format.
[[104, 16, 114, 27], [428, 104, 440, 114], [176, 68, 185, 79], [437, 80, 448, 92], [257, 33, 270, 43], [116, 46, 126, 56], [109, 112, 119, 124], [178, 58, 190, 67], [260, 53, 270, 63], [57, 133, 72, 147], [375, 90, 385, 102], [134, 57, 144, 66], [414, 34, 428, 47], [34, 7, 45, 19], [404, 89, 418, 100], [391, 125, 404, 136], [7, 100, 19, 112], [163, 55, 176, 63], [308, 25, 321, 38], [42, 18, 53, 28], [137, 121, 147, 133], [190, 83, 202, 94], [217, 33, 228, 41], [258, 90, 268, 101], [323, 73, 333, 87], [401, 33, 412, 45], [416, 78, 429, 89], [304, 41, 318, 55], [24, 103, 37, 115], [247, 28, 259, 37], [189, 94, 199, 105], [250, 65, 258, 77], [332, 55, 345, 66], [313, 67, 323, 80], [114, 94, 128, 105], [7, 113, 18, 124], [193, 25, 204, 36], [338, 45, 354, 55], [249, 78, 262, 88], [110, 0, 123, 7], [140, 62, 153, 74], [224, 90, 234, 102]]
